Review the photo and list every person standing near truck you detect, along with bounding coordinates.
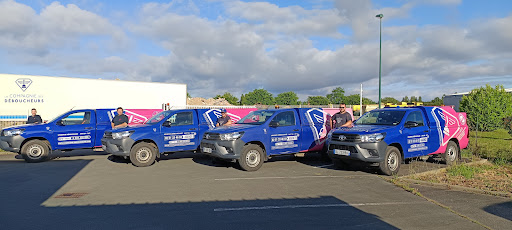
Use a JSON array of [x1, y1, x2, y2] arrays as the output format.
[[216, 109, 232, 127], [111, 107, 129, 129], [331, 103, 353, 128], [27, 108, 42, 124]]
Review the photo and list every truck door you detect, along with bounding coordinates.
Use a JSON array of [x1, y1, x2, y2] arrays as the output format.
[[402, 110, 429, 158], [268, 111, 301, 155], [53, 111, 96, 150], [161, 110, 199, 152]]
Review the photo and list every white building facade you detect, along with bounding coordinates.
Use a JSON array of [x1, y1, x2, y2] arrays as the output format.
[[0, 74, 187, 121]]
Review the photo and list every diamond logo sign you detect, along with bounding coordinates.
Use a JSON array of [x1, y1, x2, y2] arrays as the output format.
[[16, 78, 32, 92]]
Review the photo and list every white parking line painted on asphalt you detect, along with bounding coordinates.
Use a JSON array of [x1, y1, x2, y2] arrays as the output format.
[[214, 202, 422, 211], [214, 175, 375, 181]]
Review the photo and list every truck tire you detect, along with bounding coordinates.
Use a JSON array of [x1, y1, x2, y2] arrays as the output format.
[[442, 141, 459, 165], [379, 146, 401, 176], [238, 144, 264, 171], [129, 142, 157, 167], [21, 140, 50, 163]]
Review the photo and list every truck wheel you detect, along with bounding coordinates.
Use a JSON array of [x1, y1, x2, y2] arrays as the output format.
[[129, 142, 157, 167], [442, 141, 459, 165], [238, 144, 264, 171], [379, 146, 401, 176], [21, 140, 50, 163]]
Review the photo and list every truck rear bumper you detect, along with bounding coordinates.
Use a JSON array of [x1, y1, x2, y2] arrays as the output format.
[[0, 136, 24, 153], [200, 139, 246, 160], [328, 140, 388, 163], [101, 137, 134, 157]]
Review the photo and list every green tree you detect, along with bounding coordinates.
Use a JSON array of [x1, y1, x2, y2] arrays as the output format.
[[410, 96, 417, 102], [240, 94, 245, 105], [401, 96, 409, 102], [275, 91, 299, 105], [307, 96, 330, 105], [187, 92, 191, 98], [326, 87, 345, 104], [214, 92, 239, 105], [243, 89, 274, 105], [418, 96, 423, 102], [426, 97, 443, 106], [460, 84, 512, 131], [382, 97, 399, 104], [343, 94, 376, 105]]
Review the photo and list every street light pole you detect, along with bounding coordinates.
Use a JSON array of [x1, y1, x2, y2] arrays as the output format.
[[376, 13, 383, 108]]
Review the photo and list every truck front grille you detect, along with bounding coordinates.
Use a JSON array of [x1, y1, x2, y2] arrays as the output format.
[[203, 133, 220, 140], [331, 133, 360, 142]]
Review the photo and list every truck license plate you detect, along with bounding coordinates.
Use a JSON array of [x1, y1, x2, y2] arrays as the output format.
[[334, 149, 350, 156], [203, 147, 212, 153]]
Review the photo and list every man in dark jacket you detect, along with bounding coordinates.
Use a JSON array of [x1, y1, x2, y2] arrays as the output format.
[[331, 103, 353, 128], [27, 108, 42, 124], [216, 109, 232, 127], [111, 107, 129, 129]]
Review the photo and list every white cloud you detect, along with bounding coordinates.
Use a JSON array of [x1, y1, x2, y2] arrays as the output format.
[[0, 0, 510, 103]]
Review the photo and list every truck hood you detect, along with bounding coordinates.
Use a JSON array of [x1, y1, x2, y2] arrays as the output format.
[[1, 123, 48, 130], [332, 125, 397, 135], [210, 124, 260, 133], [112, 124, 151, 132]]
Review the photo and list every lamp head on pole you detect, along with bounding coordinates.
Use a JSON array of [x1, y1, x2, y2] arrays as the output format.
[[376, 14, 383, 18]]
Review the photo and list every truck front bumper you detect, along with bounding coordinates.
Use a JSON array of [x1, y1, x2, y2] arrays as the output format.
[[101, 137, 135, 157], [0, 135, 25, 153], [328, 140, 388, 163], [200, 139, 246, 160]]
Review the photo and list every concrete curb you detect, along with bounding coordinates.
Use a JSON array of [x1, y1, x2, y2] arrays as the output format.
[[398, 159, 512, 198]]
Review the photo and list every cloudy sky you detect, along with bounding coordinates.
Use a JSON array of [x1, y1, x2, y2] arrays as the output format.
[[1, 0, 511, 101]]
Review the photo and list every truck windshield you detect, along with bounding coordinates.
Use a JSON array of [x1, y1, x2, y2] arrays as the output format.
[[355, 110, 406, 126], [237, 110, 275, 125], [146, 111, 173, 124]]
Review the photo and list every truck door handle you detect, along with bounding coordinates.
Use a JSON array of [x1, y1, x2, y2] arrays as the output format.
[[85, 127, 93, 130], [188, 128, 197, 131], [423, 130, 428, 133], [293, 129, 299, 131]]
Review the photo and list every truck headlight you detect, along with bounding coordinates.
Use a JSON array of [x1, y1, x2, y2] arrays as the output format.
[[4, 129, 25, 136], [112, 131, 134, 140], [360, 133, 385, 142], [220, 132, 244, 141]]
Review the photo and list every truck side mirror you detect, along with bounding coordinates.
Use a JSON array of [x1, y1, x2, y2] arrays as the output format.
[[269, 121, 280, 127], [163, 121, 171, 127], [404, 121, 418, 128], [56, 120, 64, 126]]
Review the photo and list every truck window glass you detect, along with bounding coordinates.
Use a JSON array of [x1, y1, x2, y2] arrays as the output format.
[[237, 111, 275, 125], [405, 111, 424, 126], [167, 112, 193, 126], [355, 110, 406, 126], [61, 111, 90, 125], [146, 111, 173, 124], [271, 111, 296, 126]]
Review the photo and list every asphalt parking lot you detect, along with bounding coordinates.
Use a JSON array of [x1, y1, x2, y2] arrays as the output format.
[[0, 150, 510, 229]]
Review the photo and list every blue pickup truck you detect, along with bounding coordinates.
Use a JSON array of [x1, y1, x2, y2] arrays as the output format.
[[0, 109, 113, 162], [101, 109, 253, 167], [327, 106, 469, 175], [200, 108, 331, 171]]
